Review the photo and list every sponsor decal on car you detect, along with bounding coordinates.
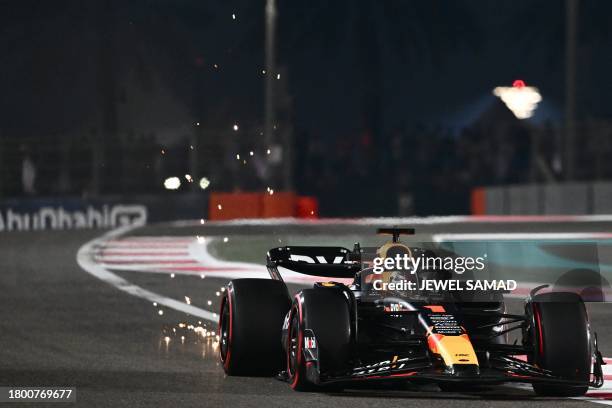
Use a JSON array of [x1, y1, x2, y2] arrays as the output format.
[[282, 312, 291, 330], [353, 355, 413, 375], [289, 254, 345, 264], [384, 303, 409, 312], [304, 337, 316, 349]]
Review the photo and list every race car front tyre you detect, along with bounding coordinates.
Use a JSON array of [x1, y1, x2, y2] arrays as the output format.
[[528, 292, 590, 397], [219, 278, 291, 376], [286, 288, 351, 391]]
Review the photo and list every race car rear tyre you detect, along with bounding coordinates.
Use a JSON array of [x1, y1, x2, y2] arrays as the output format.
[[528, 292, 590, 397], [219, 279, 291, 376], [287, 288, 351, 391]]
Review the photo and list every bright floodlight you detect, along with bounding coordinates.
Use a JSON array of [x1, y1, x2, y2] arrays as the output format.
[[199, 177, 210, 190], [493, 79, 542, 119], [164, 177, 181, 190]]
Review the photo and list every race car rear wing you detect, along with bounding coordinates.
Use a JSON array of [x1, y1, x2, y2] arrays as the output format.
[[266, 246, 360, 280]]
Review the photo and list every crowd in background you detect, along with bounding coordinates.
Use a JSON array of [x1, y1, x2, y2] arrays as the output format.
[[294, 123, 530, 216], [3, 116, 612, 216]]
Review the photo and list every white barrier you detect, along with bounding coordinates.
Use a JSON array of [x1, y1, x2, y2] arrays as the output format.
[[480, 182, 612, 214]]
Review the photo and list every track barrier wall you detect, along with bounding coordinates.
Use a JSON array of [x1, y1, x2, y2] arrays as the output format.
[[208, 192, 319, 220], [0, 191, 319, 231], [0, 193, 209, 232], [472, 182, 612, 215]]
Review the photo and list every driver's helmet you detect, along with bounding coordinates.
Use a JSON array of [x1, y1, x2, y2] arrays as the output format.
[[375, 242, 417, 290]]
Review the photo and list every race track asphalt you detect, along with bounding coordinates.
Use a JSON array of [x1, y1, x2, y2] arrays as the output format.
[[2, 218, 612, 407]]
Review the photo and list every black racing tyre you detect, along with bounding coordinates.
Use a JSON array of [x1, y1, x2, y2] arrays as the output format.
[[528, 292, 590, 397], [219, 279, 291, 376], [287, 288, 351, 391]]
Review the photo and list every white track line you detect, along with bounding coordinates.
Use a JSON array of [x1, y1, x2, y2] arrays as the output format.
[[77, 225, 218, 322], [433, 232, 612, 241], [169, 214, 612, 227]]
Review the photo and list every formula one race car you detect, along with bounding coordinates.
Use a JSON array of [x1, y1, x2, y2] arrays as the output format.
[[218, 228, 605, 396]]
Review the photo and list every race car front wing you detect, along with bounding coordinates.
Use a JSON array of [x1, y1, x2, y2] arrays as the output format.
[[278, 331, 605, 388]]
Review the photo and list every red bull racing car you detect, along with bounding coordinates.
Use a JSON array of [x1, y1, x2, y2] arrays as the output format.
[[218, 228, 605, 395]]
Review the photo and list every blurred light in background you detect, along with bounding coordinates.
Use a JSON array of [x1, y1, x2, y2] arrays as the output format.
[[164, 177, 181, 190], [199, 177, 210, 190], [493, 79, 542, 119]]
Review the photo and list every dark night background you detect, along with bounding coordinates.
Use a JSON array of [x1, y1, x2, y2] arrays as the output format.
[[2, 0, 612, 216]]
